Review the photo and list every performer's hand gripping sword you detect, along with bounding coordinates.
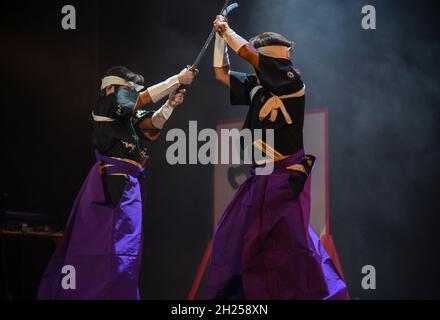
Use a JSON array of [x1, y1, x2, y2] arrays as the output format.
[[178, 1, 239, 90]]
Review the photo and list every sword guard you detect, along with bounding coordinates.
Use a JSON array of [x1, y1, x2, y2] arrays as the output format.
[[176, 65, 199, 92], [188, 64, 199, 74]]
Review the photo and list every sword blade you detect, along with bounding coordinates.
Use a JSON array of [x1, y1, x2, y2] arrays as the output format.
[[191, 27, 217, 70], [190, 0, 237, 70]]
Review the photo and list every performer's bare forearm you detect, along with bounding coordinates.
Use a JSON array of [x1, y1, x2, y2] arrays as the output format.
[[135, 68, 195, 109], [214, 66, 230, 87], [213, 15, 260, 71], [137, 117, 161, 141], [136, 88, 185, 139], [136, 90, 153, 108], [237, 44, 260, 70], [137, 117, 156, 131]]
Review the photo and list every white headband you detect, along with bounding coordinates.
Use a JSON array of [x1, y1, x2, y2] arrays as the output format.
[[101, 76, 128, 90], [257, 45, 291, 59], [100, 75, 144, 92]]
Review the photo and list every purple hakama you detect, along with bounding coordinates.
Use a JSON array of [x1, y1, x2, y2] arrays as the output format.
[[205, 149, 349, 300], [38, 152, 145, 299]]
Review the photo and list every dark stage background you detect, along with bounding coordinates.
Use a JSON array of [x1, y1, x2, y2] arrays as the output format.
[[1, 0, 440, 299]]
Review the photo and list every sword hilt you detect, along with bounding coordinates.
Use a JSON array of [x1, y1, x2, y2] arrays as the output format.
[[176, 65, 198, 93]]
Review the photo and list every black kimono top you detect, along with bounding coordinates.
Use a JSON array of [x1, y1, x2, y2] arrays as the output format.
[[92, 93, 154, 166], [230, 54, 305, 156]]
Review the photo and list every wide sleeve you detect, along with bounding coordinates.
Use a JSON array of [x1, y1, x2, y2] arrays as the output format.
[[229, 71, 258, 106]]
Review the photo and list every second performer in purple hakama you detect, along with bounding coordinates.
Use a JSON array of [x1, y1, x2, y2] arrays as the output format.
[[205, 15, 349, 300]]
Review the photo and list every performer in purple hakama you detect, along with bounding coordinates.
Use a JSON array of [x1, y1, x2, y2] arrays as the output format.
[[38, 66, 195, 299], [205, 15, 349, 300]]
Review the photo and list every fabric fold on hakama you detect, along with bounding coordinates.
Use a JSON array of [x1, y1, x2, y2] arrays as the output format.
[[38, 151, 145, 300], [205, 149, 349, 300]]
